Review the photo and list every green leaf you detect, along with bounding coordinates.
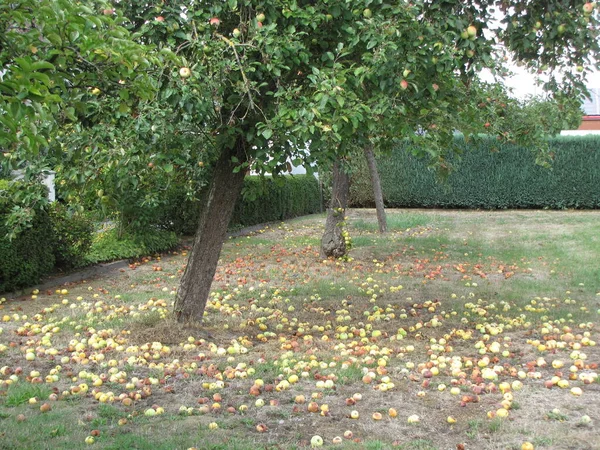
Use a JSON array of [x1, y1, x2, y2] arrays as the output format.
[[228, 0, 237, 10], [262, 128, 273, 140], [163, 163, 174, 173], [30, 61, 55, 71], [14, 57, 32, 71]]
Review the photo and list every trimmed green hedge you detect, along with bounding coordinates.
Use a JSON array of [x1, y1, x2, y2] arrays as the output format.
[[158, 174, 323, 234], [230, 175, 323, 227], [377, 136, 600, 209]]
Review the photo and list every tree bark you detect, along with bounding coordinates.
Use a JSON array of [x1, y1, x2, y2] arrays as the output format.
[[174, 138, 247, 323], [320, 159, 350, 259], [364, 144, 387, 233]]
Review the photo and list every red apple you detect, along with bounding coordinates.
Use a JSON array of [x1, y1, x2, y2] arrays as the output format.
[[40, 403, 51, 413], [307, 402, 319, 413], [209, 17, 220, 26], [400, 79, 409, 90], [583, 2, 594, 14], [155, 16, 165, 22], [256, 13, 265, 22]]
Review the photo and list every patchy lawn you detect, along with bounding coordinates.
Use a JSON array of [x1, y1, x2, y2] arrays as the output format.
[[1, 209, 599, 450]]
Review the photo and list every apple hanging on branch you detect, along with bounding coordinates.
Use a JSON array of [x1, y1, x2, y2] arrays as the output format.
[[179, 67, 191, 78], [583, 2, 595, 15]]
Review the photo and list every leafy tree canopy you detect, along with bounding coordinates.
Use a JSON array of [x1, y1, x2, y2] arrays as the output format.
[[1, 0, 598, 231]]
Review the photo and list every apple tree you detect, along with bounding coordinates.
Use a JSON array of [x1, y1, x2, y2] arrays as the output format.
[[316, 0, 598, 245], [165, 0, 598, 322], [0, 0, 159, 238]]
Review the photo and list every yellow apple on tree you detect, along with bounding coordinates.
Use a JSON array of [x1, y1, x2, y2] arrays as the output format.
[[179, 67, 191, 78]]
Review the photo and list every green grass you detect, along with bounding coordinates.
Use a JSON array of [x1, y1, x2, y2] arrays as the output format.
[[466, 419, 482, 439], [249, 360, 282, 382], [351, 213, 432, 232], [402, 440, 438, 450], [4, 383, 52, 407], [488, 417, 504, 433], [288, 279, 360, 298], [335, 364, 365, 385]]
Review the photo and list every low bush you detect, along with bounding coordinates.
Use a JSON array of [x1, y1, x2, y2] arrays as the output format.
[[48, 202, 95, 269], [85, 227, 179, 264], [150, 184, 203, 236]]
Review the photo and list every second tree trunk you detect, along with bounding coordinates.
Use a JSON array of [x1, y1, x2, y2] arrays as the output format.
[[364, 144, 387, 233], [320, 159, 350, 258]]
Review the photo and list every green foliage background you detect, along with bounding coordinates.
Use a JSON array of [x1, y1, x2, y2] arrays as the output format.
[[352, 136, 600, 209]]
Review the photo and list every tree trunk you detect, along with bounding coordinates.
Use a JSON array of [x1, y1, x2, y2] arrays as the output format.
[[174, 138, 247, 323], [364, 144, 387, 233], [320, 159, 350, 259]]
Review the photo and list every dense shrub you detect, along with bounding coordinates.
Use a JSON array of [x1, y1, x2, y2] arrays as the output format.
[[150, 184, 204, 236], [0, 180, 55, 292], [48, 202, 95, 269], [230, 175, 323, 227], [347, 136, 600, 209], [85, 227, 179, 264]]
